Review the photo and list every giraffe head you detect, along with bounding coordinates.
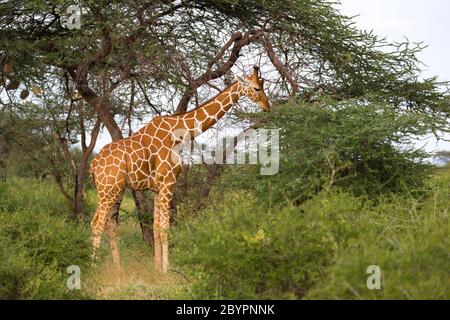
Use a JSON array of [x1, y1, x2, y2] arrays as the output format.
[[236, 66, 270, 112]]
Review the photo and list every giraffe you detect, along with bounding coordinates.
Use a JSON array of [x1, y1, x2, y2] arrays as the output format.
[[89, 66, 270, 273]]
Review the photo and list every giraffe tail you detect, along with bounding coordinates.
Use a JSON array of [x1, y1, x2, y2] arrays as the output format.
[[89, 156, 99, 187]]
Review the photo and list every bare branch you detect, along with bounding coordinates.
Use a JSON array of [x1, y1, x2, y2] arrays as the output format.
[[262, 32, 299, 97], [133, 76, 162, 116], [66, 68, 123, 141], [85, 116, 101, 158]]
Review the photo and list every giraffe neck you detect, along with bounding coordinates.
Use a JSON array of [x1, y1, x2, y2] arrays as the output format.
[[178, 82, 244, 134]]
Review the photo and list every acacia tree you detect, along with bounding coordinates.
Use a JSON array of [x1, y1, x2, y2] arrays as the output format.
[[1, 0, 448, 240]]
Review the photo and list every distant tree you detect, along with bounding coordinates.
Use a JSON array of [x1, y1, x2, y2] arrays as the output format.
[[434, 150, 450, 165]]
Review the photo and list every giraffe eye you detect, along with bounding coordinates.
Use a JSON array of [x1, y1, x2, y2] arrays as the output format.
[[254, 87, 261, 91]]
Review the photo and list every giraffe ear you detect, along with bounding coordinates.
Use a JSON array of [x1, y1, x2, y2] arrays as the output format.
[[251, 66, 260, 82], [253, 66, 260, 77]]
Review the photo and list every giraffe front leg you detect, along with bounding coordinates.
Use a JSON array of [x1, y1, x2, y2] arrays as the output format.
[[154, 161, 180, 273], [158, 185, 174, 274]]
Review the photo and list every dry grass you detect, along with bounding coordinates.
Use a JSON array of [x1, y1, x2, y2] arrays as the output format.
[[84, 211, 188, 300]]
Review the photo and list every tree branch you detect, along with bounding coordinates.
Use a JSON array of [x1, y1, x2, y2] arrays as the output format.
[[85, 116, 101, 159], [133, 76, 162, 116], [262, 32, 299, 97], [66, 68, 123, 141]]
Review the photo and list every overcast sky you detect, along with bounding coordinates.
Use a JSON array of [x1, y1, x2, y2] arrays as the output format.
[[340, 0, 450, 82], [339, 0, 450, 153]]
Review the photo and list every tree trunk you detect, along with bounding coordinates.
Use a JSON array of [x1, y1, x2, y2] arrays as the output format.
[[196, 164, 223, 210], [132, 190, 155, 247], [70, 116, 101, 222], [0, 158, 6, 182], [0, 140, 9, 182], [72, 164, 86, 221]]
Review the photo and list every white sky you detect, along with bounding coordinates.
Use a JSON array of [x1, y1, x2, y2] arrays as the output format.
[[340, 0, 450, 154], [95, 1, 450, 154], [340, 0, 450, 83]]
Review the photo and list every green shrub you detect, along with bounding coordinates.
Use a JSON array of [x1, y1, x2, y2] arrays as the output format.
[[0, 178, 70, 216], [305, 169, 450, 299], [227, 100, 432, 206], [305, 216, 450, 300], [0, 179, 93, 299], [172, 169, 450, 299], [172, 192, 362, 299]]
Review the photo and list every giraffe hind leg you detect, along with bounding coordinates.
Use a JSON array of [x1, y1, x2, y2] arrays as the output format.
[[91, 190, 123, 263]]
